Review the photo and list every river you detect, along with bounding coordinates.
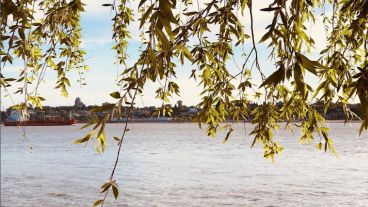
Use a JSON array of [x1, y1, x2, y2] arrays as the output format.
[[1, 123, 367, 206]]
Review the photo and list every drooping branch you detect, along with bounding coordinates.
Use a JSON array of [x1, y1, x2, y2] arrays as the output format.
[[248, 0, 265, 81]]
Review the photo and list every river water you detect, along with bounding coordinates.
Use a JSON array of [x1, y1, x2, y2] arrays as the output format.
[[1, 123, 367, 206]]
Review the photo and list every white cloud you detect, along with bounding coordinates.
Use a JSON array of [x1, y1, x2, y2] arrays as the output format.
[[81, 37, 113, 48]]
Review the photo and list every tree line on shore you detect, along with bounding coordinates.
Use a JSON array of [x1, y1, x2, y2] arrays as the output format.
[[1, 102, 363, 123]]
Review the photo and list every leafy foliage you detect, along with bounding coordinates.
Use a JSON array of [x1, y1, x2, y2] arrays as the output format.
[[1, 0, 88, 119]]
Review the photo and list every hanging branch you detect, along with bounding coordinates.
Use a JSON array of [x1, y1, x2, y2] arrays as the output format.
[[248, 0, 265, 81]]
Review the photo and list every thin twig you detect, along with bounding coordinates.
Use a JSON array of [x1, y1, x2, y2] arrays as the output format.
[[100, 81, 140, 207], [248, 0, 265, 81]]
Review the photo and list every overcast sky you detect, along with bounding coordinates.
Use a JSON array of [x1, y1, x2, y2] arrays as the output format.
[[1, 0, 329, 108]]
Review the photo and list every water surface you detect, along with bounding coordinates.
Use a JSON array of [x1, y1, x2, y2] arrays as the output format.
[[1, 123, 367, 206]]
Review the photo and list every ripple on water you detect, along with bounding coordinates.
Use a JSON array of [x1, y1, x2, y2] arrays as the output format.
[[1, 123, 368, 207]]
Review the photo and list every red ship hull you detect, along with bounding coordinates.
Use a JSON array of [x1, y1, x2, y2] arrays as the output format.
[[3, 119, 76, 126]]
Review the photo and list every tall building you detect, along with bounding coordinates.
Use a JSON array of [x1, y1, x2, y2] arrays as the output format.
[[177, 100, 183, 109], [74, 97, 85, 109]]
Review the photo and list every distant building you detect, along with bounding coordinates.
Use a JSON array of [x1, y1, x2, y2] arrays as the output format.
[[74, 97, 85, 109], [177, 100, 183, 109]]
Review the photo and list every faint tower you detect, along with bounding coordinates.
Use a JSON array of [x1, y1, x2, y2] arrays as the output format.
[[74, 97, 85, 109], [177, 100, 183, 109]]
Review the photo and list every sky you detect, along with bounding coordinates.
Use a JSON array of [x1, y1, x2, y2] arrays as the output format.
[[1, 0, 329, 109]]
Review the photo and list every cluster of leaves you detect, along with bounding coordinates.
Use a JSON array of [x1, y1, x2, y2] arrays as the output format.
[[2, 0, 367, 205], [258, 0, 367, 144], [1, 0, 88, 117], [93, 180, 120, 207], [80, 1, 367, 204]]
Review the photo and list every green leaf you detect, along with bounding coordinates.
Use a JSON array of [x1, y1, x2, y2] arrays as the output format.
[[18, 29, 25, 40], [93, 199, 103, 207], [295, 52, 324, 75], [223, 128, 233, 143], [138, 0, 148, 8], [140, 5, 154, 29], [73, 137, 89, 144], [148, 48, 157, 69], [259, 31, 271, 43], [182, 46, 193, 62], [159, 0, 177, 24], [73, 130, 95, 144], [113, 136, 121, 142], [260, 7, 281, 11], [110, 92, 121, 99], [112, 184, 119, 199], [155, 25, 170, 51], [100, 182, 112, 193], [260, 66, 285, 88], [97, 131, 106, 152]]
